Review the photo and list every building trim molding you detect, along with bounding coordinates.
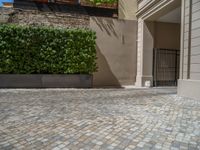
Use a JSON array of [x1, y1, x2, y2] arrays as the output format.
[[136, 0, 159, 17], [136, 0, 180, 20]]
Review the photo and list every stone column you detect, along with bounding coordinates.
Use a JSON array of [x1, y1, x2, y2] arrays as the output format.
[[135, 19, 155, 87]]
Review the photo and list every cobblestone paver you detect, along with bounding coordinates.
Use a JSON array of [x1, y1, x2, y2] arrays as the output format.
[[0, 88, 199, 150]]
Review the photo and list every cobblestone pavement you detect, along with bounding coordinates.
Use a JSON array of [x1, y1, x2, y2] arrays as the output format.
[[0, 88, 199, 150]]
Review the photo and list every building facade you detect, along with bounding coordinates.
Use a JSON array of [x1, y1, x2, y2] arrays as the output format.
[[136, 0, 181, 87], [136, 0, 200, 99], [0, 0, 13, 7], [178, 0, 200, 99], [0, 0, 200, 99], [0, 0, 138, 88]]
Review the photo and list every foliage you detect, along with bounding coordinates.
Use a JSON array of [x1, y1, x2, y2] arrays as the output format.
[[0, 24, 97, 74], [87, 0, 117, 5]]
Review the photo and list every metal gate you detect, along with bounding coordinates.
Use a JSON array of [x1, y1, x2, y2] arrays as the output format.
[[153, 48, 180, 86]]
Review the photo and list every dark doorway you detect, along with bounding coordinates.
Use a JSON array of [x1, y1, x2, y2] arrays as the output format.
[[153, 48, 180, 86]]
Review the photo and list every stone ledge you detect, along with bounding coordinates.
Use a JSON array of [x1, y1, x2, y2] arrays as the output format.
[[0, 74, 93, 88]]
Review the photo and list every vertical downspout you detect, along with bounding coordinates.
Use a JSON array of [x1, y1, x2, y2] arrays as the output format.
[[187, 0, 192, 79]]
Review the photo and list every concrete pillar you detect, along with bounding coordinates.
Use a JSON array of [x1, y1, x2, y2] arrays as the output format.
[[136, 19, 155, 87]]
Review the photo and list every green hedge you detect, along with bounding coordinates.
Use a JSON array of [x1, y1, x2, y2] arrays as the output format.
[[0, 24, 97, 74]]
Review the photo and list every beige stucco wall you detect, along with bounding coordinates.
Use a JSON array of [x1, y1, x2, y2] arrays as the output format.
[[154, 22, 181, 50], [118, 0, 137, 20], [90, 17, 137, 87]]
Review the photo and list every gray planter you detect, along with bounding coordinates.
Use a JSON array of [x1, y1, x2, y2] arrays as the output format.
[[0, 74, 92, 88]]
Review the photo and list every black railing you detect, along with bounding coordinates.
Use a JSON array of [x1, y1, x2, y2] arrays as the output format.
[[153, 48, 180, 86]]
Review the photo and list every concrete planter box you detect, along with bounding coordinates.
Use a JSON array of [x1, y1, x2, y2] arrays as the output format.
[[0, 74, 92, 88]]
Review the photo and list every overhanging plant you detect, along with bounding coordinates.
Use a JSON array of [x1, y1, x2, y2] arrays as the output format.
[[87, 0, 118, 5]]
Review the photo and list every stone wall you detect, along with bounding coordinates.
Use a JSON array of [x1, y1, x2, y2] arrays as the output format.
[[9, 9, 89, 28], [0, 8, 14, 23], [0, 0, 119, 28], [0, 7, 89, 28]]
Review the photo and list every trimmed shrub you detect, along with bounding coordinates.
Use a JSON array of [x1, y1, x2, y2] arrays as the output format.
[[0, 24, 97, 74]]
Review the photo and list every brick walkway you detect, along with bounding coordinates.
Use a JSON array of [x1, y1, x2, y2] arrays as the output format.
[[0, 88, 199, 150]]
